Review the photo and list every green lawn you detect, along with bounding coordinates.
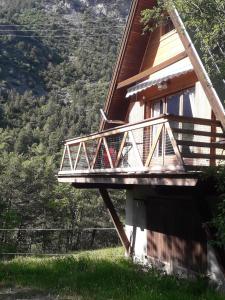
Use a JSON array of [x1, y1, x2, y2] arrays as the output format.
[[0, 247, 224, 300]]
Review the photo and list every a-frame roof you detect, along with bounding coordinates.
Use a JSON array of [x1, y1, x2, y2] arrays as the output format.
[[100, 0, 153, 129], [101, 0, 225, 129]]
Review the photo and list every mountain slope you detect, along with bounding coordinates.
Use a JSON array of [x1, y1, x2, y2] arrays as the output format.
[[0, 0, 131, 155]]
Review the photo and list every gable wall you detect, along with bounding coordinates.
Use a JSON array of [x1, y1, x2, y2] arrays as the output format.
[[141, 29, 185, 71], [106, 23, 191, 125]]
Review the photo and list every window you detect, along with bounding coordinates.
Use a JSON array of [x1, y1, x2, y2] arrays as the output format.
[[146, 88, 195, 157], [148, 88, 195, 117], [167, 94, 180, 115]]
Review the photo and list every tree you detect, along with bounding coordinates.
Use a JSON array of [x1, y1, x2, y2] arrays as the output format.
[[203, 167, 225, 246], [0, 0, 128, 255]]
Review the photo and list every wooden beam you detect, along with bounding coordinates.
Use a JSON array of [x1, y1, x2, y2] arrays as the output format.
[[184, 165, 208, 172], [129, 131, 144, 167], [210, 111, 216, 166], [103, 137, 114, 168], [66, 114, 220, 146], [99, 188, 130, 255], [74, 143, 82, 171], [60, 166, 149, 175], [67, 145, 74, 171], [82, 142, 90, 169], [168, 115, 221, 127], [115, 132, 128, 167], [91, 138, 103, 169], [173, 128, 225, 138], [58, 175, 199, 187], [117, 51, 187, 89], [60, 146, 67, 171], [183, 153, 225, 160], [67, 115, 167, 146], [165, 122, 185, 170], [177, 140, 225, 149], [145, 124, 164, 167]]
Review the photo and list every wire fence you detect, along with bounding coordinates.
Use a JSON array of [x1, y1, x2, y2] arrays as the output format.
[[0, 227, 120, 258], [0, 228, 116, 231]]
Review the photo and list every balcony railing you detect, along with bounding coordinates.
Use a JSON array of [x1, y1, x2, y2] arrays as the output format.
[[58, 114, 225, 176]]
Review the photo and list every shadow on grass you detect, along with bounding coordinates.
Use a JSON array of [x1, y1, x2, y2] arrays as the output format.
[[0, 250, 224, 300]]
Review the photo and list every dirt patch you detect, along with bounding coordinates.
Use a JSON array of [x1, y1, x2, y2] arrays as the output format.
[[0, 287, 56, 300], [0, 287, 83, 300]]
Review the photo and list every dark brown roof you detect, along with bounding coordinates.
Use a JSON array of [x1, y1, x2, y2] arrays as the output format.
[[101, 0, 155, 130]]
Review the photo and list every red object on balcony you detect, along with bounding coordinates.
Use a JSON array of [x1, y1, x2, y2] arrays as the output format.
[[104, 147, 116, 168]]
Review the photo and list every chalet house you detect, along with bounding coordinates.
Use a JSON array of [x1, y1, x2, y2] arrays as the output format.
[[58, 0, 225, 286]]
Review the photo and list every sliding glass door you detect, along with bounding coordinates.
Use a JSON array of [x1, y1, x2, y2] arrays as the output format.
[[147, 88, 195, 158]]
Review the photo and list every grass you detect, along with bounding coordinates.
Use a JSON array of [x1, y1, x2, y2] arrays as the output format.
[[0, 247, 224, 300]]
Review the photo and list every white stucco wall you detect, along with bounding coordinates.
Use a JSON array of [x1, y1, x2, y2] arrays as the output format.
[[128, 101, 145, 123], [194, 81, 212, 119], [125, 190, 147, 262]]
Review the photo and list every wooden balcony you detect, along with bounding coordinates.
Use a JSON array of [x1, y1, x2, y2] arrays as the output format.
[[58, 115, 225, 188]]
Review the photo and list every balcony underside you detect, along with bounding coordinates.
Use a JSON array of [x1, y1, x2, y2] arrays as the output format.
[[58, 114, 225, 188], [57, 172, 199, 188]]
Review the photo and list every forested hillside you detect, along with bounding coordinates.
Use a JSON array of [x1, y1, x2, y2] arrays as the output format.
[[0, 0, 131, 255]]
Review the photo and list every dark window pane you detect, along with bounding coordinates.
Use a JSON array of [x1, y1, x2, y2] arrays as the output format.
[[167, 94, 180, 115], [166, 94, 180, 156]]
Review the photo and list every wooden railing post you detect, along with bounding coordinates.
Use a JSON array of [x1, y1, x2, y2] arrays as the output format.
[[60, 146, 66, 171], [129, 131, 143, 167], [91, 138, 103, 169], [165, 122, 185, 171], [115, 131, 128, 167], [67, 145, 73, 171], [210, 112, 216, 167], [74, 142, 82, 170], [99, 188, 130, 256], [82, 142, 90, 169], [145, 124, 164, 167]]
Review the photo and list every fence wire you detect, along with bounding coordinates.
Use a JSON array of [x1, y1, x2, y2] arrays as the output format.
[[0, 228, 120, 257]]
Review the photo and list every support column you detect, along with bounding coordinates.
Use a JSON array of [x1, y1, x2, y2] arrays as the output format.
[[99, 188, 130, 256]]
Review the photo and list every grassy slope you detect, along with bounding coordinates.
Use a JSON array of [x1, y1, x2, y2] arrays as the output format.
[[0, 248, 224, 300]]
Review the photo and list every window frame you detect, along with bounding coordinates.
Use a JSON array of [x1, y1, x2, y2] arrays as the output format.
[[145, 87, 195, 119]]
